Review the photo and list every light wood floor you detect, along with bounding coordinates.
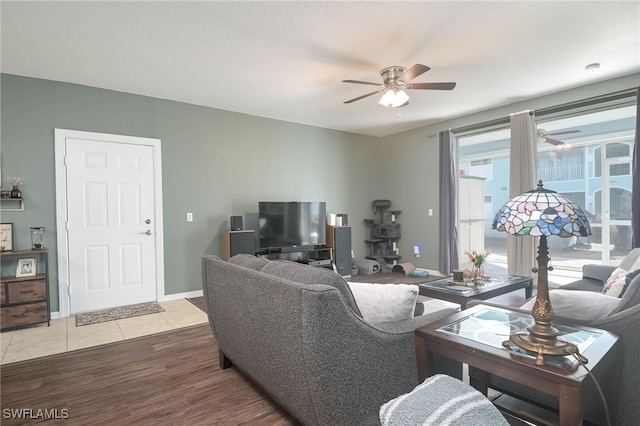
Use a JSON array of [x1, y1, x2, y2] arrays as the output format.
[[1, 324, 298, 425]]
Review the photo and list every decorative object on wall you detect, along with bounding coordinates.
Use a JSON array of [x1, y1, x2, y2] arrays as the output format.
[[364, 200, 401, 271], [7, 176, 23, 198], [31, 227, 45, 249], [1, 223, 13, 251], [492, 180, 592, 365]]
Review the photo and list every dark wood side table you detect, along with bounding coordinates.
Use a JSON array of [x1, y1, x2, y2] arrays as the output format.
[[415, 305, 621, 426]]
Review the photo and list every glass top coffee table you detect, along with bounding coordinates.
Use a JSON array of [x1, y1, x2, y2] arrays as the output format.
[[418, 275, 533, 309]]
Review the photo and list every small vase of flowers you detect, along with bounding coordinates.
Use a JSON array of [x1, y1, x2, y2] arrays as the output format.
[[464, 250, 489, 281]]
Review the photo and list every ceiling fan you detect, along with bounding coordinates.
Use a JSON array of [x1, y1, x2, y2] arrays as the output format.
[[537, 129, 581, 146], [342, 64, 456, 107]]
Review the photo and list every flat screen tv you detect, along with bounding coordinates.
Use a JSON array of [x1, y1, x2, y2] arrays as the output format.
[[258, 201, 327, 250]]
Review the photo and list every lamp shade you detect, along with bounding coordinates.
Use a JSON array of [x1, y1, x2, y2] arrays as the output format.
[[492, 180, 591, 238]]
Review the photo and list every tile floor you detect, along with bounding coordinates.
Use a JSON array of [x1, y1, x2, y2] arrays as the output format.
[[0, 298, 208, 365]]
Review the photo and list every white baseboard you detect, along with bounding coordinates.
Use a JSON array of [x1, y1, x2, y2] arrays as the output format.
[[161, 289, 204, 301]]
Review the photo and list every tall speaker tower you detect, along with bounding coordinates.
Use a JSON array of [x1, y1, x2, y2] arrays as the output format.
[[326, 225, 352, 276]]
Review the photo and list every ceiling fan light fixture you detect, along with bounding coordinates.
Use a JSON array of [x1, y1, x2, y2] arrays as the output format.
[[379, 88, 409, 108]]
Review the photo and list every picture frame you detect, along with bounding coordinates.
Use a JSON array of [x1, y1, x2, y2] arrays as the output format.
[[1, 223, 13, 251], [16, 257, 36, 278]]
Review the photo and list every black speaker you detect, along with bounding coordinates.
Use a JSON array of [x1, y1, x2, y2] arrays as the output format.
[[331, 226, 352, 276], [230, 216, 243, 231], [222, 230, 256, 260]]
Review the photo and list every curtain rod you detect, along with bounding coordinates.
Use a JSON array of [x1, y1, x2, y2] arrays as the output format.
[[452, 87, 638, 135]]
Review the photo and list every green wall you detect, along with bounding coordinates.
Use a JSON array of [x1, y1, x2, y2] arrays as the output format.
[[1, 72, 637, 313], [0, 74, 379, 312]]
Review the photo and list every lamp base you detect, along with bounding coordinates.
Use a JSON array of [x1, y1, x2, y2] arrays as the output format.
[[503, 329, 588, 366]]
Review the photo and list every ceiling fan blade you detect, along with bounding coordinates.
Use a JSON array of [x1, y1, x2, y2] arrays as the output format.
[[545, 137, 565, 146], [409, 82, 457, 90], [400, 64, 430, 82], [344, 90, 381, 104], [544, 130, 581, 137], [342, 79, 382, 86]]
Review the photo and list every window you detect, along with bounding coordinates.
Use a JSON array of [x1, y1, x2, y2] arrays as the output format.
[[456, 95, 636, 284]]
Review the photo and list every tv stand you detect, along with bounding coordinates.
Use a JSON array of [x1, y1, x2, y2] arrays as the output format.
[[256, 245, 333, 268]]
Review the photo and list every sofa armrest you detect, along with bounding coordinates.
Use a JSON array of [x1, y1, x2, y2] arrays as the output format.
[[582, 264, 616, 283], [301, 291, 462, 424], [376, 307, 459, 334]]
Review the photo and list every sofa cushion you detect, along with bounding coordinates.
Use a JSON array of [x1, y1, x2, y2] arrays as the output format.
[[618, 248, 640, 271], [602, 267, 630, 294], [603, 272, 628, 297], [228, 254, 270, 271], [347, 282, 418, 324], [379, 374, 508, 426], [623, 269, 640, 296], [521, 289, 620, 322], [560, 277, 604, 292], [603, 268, 639, 298], [603, 252, 640, 291], [261, 260, 362, 316], [610, 271, 640, 315]]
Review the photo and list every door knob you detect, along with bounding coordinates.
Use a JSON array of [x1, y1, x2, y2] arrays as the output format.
[[142, 230, 152, 235], [145, 219, 151, 224]]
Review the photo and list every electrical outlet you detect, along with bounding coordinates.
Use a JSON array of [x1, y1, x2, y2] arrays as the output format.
[[186, 212, 193, 222]]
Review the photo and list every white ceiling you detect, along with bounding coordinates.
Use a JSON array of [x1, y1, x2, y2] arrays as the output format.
[[2, 1, 639, 137]]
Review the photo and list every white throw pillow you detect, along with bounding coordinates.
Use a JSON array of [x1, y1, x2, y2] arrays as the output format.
[[603, 267, 628, 294], [347, 282, 418, 324], [521, 289, 620, 322], [604, 273, 628, 297]]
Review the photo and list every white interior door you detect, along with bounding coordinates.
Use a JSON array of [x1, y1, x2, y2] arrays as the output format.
[[61, 135, 160, 313]]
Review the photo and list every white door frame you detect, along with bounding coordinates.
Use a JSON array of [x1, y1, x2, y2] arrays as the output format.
[[54, 129, 165, 318], [600, 153, 633, 265]]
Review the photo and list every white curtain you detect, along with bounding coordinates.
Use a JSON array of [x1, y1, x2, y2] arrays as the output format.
[[508, 111, 537, 277]]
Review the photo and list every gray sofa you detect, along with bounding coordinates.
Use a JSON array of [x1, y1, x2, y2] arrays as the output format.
[[201, 254, 461, 426], [470, 248, 640, 426]]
